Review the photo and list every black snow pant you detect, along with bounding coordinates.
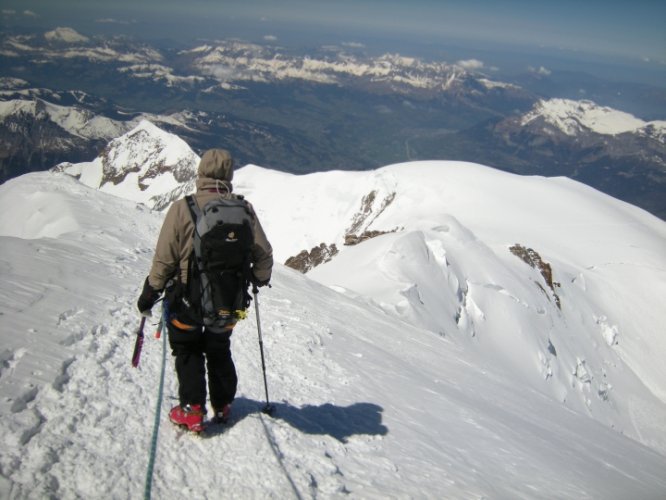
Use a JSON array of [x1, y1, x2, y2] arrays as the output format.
[[167, 317, 238, 411]]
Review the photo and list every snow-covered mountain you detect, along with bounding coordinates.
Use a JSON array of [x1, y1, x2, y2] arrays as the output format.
[[1, 122, 665, 497], [478, 97, 666, 219], [0, 98, 132, 141], [236, 162, 666, 445], [0, 80, 219, 185], [0, 79, 138, 181], [53, 120, 199, 210], [520, 98, 666, 142]]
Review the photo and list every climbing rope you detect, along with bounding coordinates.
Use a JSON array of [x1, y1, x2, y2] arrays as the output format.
[[143, 306, 168, 500]]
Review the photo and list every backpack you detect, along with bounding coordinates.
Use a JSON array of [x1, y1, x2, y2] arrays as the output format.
[[183, 194, 255, 330]]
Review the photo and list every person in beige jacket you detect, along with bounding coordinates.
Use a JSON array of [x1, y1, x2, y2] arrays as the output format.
[[137, 149, 273, 431]]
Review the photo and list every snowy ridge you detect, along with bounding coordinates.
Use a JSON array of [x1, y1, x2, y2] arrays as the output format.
[[522, 98, 666, 140], [44, 123, 666, 437], [0, 98, 132, 140], [2, 115, 666, 496], [55, 133, 666, 440], [1, 169, 666, 498], [0, 92, 208, 144], [54, 120, 199, 209], [235, 161, 666, 454]]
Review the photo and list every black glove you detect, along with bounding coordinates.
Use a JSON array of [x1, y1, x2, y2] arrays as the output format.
[[137, 276, 162, 314], [251, 274, 270, 288]]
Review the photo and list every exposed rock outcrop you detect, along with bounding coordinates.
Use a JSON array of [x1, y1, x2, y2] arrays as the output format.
[[285, 243, 339, 273], [510, 244, 561, 309]]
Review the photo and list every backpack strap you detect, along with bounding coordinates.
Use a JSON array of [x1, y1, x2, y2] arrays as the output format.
[[184, 195, 212, 324], [184, 195, 204, 272], [185, 195, 201, 226]]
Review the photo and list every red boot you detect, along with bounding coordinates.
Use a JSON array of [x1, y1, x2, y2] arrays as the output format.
[[169, 404, 205, 432]]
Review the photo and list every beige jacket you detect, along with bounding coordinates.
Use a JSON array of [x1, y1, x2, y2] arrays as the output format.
[[148, 149, 273, 290]]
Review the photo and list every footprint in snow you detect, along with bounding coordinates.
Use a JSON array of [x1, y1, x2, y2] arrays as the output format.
[[0, 347, 27, 380]]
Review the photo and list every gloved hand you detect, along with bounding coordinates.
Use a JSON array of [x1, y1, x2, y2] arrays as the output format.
[[251, 274, 271, 288], [137, 276, 162, 314]]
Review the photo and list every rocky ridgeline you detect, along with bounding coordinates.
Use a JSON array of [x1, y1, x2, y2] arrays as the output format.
[[284, 243, 340, 273]]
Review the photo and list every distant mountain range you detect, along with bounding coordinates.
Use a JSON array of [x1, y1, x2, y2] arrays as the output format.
[[1, 28, 664, 218]]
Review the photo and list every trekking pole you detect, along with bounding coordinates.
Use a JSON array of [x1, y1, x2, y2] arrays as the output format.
[[131, 315, 147, 368], [253, 283, 275, 415]]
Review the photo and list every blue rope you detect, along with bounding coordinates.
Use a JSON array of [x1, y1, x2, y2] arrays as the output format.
[[144, 306, 168, 500]]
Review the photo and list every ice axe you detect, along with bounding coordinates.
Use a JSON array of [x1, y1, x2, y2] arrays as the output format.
[[131, 315, 147, 368], [131, 298, 164, 367]]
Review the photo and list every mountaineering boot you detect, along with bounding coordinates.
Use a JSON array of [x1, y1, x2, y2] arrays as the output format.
[[169, 404, 205, 432], [211, 404, 231, 425]]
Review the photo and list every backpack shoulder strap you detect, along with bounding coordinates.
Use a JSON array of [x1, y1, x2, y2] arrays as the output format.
[[185, 195, 205, 273], [185, 195, 201, 224]]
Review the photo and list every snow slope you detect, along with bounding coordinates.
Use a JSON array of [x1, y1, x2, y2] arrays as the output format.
[[237, 162, 666, 452], [1, 162, 666, 498]]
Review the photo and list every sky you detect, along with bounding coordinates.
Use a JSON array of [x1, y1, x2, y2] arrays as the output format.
[[2, 0, 665, 64]]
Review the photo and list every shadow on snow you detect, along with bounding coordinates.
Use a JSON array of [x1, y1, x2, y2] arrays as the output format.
[[208, 397, 389, 442]]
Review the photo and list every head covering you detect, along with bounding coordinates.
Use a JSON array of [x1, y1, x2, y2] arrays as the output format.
[[197, 149, 234, 181]]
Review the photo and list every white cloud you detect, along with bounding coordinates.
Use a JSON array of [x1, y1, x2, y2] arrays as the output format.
[[3, 9, 37, 17], [342, 41, 365, 49], [204, 64, 241, 82], [528, 65, 552, 76], [263, 35, 278, 42], [95, 18, 135, 25], [456, 59, 484, 70]]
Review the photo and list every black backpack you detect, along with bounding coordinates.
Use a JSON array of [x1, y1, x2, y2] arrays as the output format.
[[183, 194, 255, 329]]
